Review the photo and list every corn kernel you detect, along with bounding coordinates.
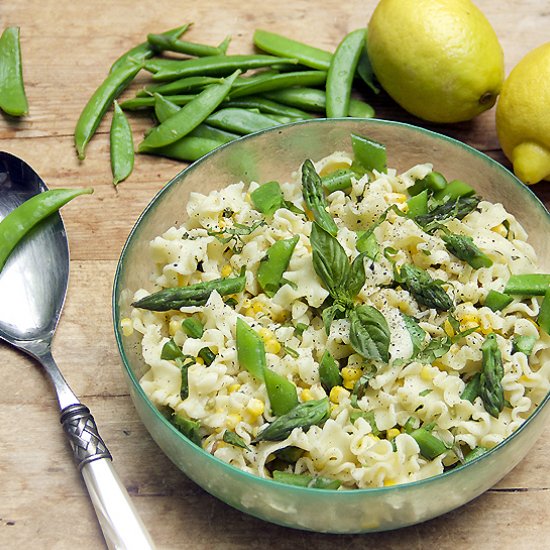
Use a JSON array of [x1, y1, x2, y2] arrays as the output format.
[[301, 389, 314, 402], [177, 274, 187, 287], [329, 385, 349, 404], [384, 478, 397, 487], [121, 318, 133, 337], [169, 319, 181, 336], [491, 223, 508, 237], [367, 433, 380, 441], [196, 356, 205, 365], [443, 319, 455, 337], [221, 264, 232, 278], [228, 383, 241, 393], [386, 428, 400, 441], [218, 218, 226, 229], [341, 366, 363, 390], [226, 413, 242, 430], [246, 398, 265, 417], [421, 365, 434, 381], [244, 308, 256, 318], [258, 327, 274, 341], [265, 339, 281, 354], [252, 301, 264, 314]]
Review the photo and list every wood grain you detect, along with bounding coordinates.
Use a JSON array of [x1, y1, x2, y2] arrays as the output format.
[[1, 1, 549, 548]]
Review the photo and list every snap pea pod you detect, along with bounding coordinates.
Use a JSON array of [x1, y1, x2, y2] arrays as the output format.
[[224, 97, 312, 119], [504, 273, 550, 296], [254, 398, 330, 442], [253, 29, 332, 71], [250, 181, 284, 215], [351, 133, 387, 173], [480, 333, 505, 418], [512, 335, 537, 356], [110, 24, 189, 73], [109, 100, 134, 186], [484, 289, 513, 311], [264, 368, 299, 416], [147, 32, 230, 57], [406, 189, 429, 218], [0, 27, 28, 116], [263, 87, 374, 118], [0, 187, 93, 272], [409, 427, 447, 460], [433, 179, 476, 203], [326, 29, 366, 118], [153, 93, 182, 122], [272, 470, 341, 490], [137, 75, 223, 97], [229, 70, 327, 99], [132, 269, 245, 311], [145, 54, 298, 81], [356, 46, 380, 94], [75, 59, 142, 159], [408, 171, 447, 196], [322, 169, 355, 193], [257, 235, 299, 297], [302, 159, 338, 236], [538, 287, 550, 335], [236, 318, 266, 380], [139, 70, 240, 151], [205, 107, 282, 135], [142, 136, 225, 162], [121, 94, 195, 111]]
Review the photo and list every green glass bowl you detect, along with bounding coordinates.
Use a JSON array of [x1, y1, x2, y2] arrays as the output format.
[[113, 118, 550, 533]]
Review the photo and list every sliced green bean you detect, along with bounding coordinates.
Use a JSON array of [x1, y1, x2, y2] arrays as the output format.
[[147, 32, 230, 57], [504, 274, 550, 296], [110, 24, 190, 73], [0, 27, 28, 117], [205, 107, 281, 134], [253, 29, 332, 71], [236, 318, 266, 380], [224, 97, 312, 118], [137, 76, 223, 97], [484, 289, 513, 311], [264, 368, 299, 416], [110, 100, 134, 185], [0, 187, 93, 272], [145, 54, 298, 81], [538, 287, 550, 335], [257, 236, 299, 297], [139, 70, 240, 151], [75, 60, 142, 159], [326, 29, 366, 118], [230, 70, 327, 99]]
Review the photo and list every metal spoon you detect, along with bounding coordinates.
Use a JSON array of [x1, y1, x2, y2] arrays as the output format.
[[0, 152, 155, 550]]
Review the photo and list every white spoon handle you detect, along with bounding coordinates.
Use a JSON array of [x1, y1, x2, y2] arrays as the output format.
[[61, 403, 155, 549]]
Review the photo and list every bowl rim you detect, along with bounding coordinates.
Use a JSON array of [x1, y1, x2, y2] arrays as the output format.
[[113, 117, 550, 496]]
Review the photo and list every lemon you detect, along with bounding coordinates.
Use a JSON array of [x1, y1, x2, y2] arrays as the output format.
[[496, 43, 550, 185], [367, 0, 504, 123]]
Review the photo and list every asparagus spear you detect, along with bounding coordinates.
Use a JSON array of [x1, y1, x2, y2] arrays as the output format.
[[479, 333, 505, 418], [398, 263, 453, 311]]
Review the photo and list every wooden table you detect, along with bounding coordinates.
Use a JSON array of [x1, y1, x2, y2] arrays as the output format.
[[1, 1, 549, 548]]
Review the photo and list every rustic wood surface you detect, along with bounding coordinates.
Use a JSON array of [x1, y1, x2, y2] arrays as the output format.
[[1, 1, 549, 548]]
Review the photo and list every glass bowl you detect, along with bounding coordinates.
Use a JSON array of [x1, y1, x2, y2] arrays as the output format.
[[113, 118, 550, 533]]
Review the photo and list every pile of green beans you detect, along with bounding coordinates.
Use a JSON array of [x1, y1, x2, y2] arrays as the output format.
[[73, 24, 377, 185]]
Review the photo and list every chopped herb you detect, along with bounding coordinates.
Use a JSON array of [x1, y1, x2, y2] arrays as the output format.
[[419, 388, 432, 397], [207, 220, 266, 253], [223, 430, 250, 450]]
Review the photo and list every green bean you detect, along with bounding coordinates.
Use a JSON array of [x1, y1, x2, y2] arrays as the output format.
[[251, 181, 284, 215], [75, 60, 142, 159], [254, 398, 330, 442], [271, 470, 341, 490], [109, 100, 134, 186], [406, 189, 429, 218], [121, 94, 195, 111], [253, 29, 332, 71], [147, 32, 231, 57], [326, 29, 366, 118], [0, 187, 93, 272], [504, 273, 550, 296], [264, 368, 299, 416], [257, 236, 299, 297], [0, 27, 28, 116], [143, 136, 224, 162], [145, 54, 298, 81], [351, 133, 387, 173], [137, 76, 223, 97], [230, 70, 327, 99], [236, 318, 266, 380], [302, 159, 338, 236], [205, 107, 282, 135], [224, 97, 312, 119], [322, 169, 355, 193], [433, 179, 476, 203], [538, 287, 550, 335], [480, 333, 505, 418], [132, 268, 245, 310], [318, 350, 342, 392], [484, 289, 513, 311], [264, 87, 375, 118], [460, 372, 481, 403], [409, 428, 447, 460], [110, 24, 190, 73], [139, 71, 240, 151]]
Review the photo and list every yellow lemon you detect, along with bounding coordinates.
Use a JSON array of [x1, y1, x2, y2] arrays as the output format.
[[496, 42, 550, 185], [367, 0, 504, 123]]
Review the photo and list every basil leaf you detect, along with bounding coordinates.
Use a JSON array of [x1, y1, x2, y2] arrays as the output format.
[[223, 430, 250, 450], [251, 181, 284, 216], [302, 159, 338, 236], [172, 414, 202, 446], [322, 302, 347, 334], [345, 252, 366, 299], [356, 229, 379, 261], [348, 305, 390, 362], [414, 336, 452, 364]]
